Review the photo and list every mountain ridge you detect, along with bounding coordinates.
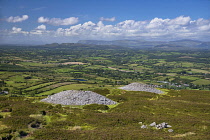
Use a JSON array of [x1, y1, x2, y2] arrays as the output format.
[[1, 39, 209, 50], [77, 39, 209, 49]]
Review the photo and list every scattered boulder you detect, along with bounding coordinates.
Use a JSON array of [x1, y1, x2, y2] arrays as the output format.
[[41, 90, 117, 105], [156, 122, 167, 129], [140, 122, 173, 132], [168, 129, 174, 132], [119, 83, 163, 94], [138, 122, 143, 125], [156, 122, 172, 129], [150, 122, 156, 127], [141, 125, 147, 129]]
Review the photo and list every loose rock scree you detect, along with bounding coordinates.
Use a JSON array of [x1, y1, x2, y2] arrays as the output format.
[[119, 83, 163, 94], [41, 90, 117, 105]]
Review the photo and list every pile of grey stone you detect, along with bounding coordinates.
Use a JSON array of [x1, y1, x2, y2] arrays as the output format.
[[41, 90, 117, 105], [140, 122, 173, 132], [119, 83, 163, 94]]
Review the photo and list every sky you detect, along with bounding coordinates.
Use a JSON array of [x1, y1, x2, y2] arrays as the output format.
[[0, 0, 210, 45]]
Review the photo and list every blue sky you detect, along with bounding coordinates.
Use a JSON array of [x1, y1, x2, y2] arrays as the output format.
[[0, 0, 210, 44]]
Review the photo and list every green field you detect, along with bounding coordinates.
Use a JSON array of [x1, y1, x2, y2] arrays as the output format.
[[180, 76, 200, 81], [192, 79, 210, 85], [20, 62, 56, 67], [191, 69, 210, 74], [54, 68, 76, 73], [24, 82, 55, 91]]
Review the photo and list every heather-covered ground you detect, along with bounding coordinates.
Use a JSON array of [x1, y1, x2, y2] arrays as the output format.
[[0, 89, 210, 139]]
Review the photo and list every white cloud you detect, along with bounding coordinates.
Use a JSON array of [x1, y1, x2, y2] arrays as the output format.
[[168, 16, 191, 25], [11, 27, 28, 34], [198, 24, 210, 31], [7, 15, 29, 23], [37, 16, 78, 26], [100, 17, 116, 22], [30, 30, 45, 35], [37, 17, 49, 23], [12, 27, 22, 32], [36, 24, 46, 30], [2, 16, 210, 44], [97, 21, 104, 27], [30, 25, 48, 35], [82, 21, 96, 29], [146, 18, 170, 29], [53, 16, 210, 41], [196, 18, 210, 26]]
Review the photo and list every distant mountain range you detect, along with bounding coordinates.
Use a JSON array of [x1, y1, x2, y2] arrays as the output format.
[[1, 39, 209, 50], [38, 42, 126, 50], [78, 39, 210, 49]]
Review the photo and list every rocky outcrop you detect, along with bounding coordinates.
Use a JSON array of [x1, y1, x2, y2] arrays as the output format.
[[140, 122, 173, 132], [40, 90, 117, 105], [154, 122, 172, 129], [119, 83, 163, 94]]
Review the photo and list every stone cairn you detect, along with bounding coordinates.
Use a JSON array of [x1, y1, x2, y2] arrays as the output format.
[[140, 122, 173, 132], [41, 90, 117, 105], [119, 83, 164, 94]]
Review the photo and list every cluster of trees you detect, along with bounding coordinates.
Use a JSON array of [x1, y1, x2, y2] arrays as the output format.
[[0, 80, 6, 87]]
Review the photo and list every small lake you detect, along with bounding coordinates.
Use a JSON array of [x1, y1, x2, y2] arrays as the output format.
[[71, 79, 87, 81]]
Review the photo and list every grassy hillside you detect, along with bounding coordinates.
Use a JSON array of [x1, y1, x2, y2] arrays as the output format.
[[0, 89, 209, 139]]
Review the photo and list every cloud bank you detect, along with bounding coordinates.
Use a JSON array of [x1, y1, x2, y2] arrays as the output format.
[[53, 16, 210, 41], [37, 17, 79, 26], [6, 15, 29, 23], [2, 16, 210, 44]]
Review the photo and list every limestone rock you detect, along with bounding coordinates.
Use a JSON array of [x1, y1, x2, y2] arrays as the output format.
[[166, 125, 172, 128], [141, 125, 147, 129], [140, 121, 172, 132], [156, 122, 167, 129], [138, 122, 143, 125], [150, 122, 156, 127], [168, 129, 173, 132]]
